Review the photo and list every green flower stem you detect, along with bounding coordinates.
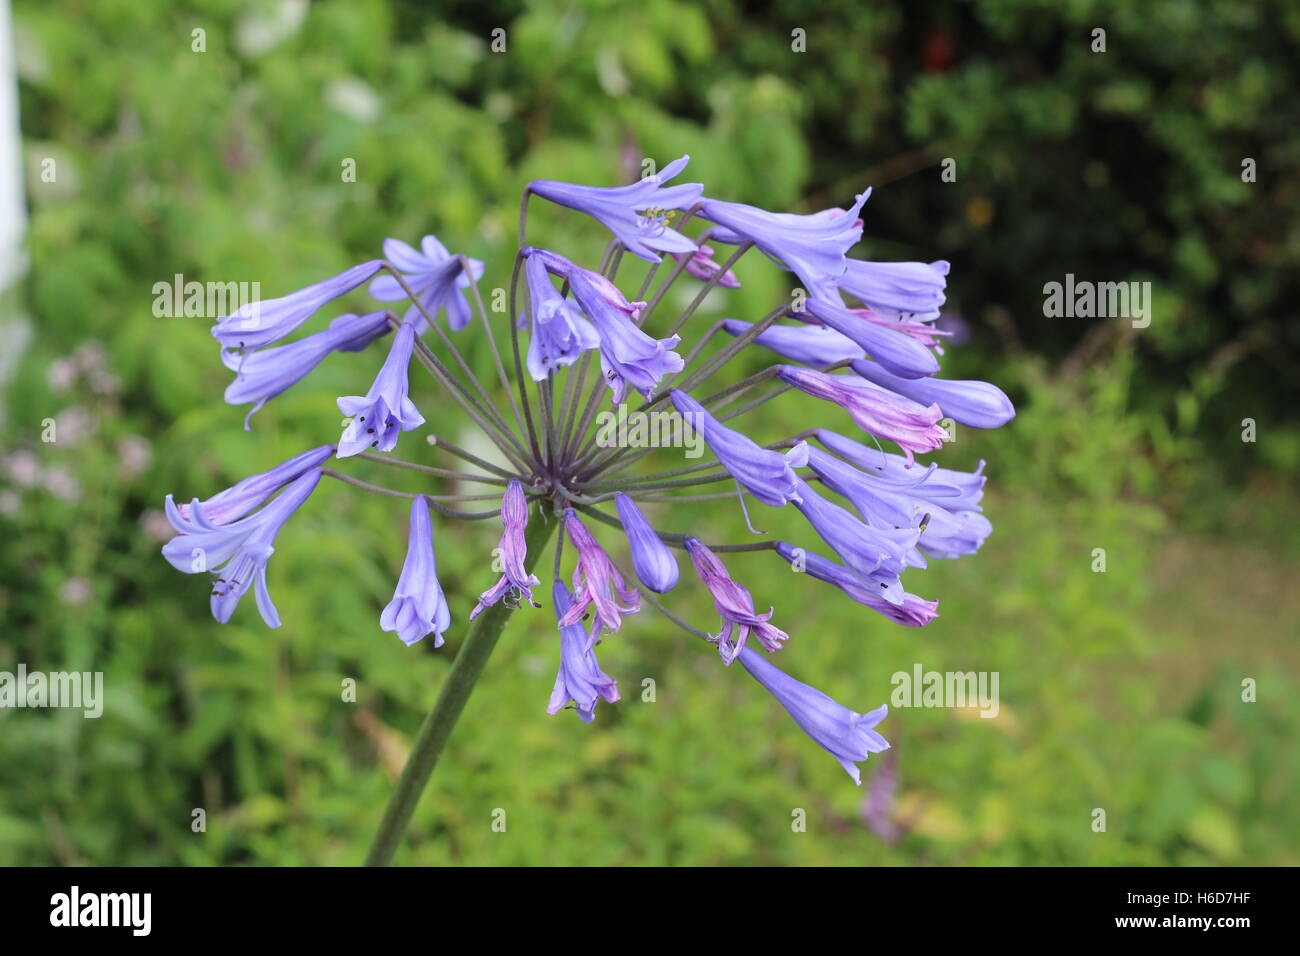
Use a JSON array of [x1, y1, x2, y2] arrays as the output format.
[[364, 508, 557, 866]]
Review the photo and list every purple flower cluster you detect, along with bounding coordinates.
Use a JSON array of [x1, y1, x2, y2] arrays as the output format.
[[162, 156, 1014, 785]]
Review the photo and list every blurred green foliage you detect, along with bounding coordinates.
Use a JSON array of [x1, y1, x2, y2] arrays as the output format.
[[1, 0, 1296, 865]]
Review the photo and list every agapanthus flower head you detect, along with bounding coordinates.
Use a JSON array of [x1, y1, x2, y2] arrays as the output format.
[[529, 155, 703, 263], [213, 260, 384, 352], [381, 496, 451, 646], [700, 192, 869, 300], [368, 235, 485, 332], [165, 156, 1012, 792], [223, 311, 391, 429], [470, 480, 542, 620], [162, 468, 321, 627], [547, 580, 621, 723], [738, 646, 889, 785], [776, 365, 947, 463], [684, 537, 789, 663], [559, 509, 640, 633], [336, 321, 425, 458]]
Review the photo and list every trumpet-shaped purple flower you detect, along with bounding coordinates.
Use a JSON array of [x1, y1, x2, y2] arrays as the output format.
[[547, 581, 621, 722], [521, 253, 600, 380], [176, 444, 335, 525], [739, 646, 889, 785], [525, 306, 601, 381], [559, 510, 640, 632], [381, 496, 451, 646], [669, 389, 809, 506], [614, 493, 679, 593], [803, 296, 939, 379], [700, 193, 869, 301], [528, 156, 703, 263], [815, 429, 987, 511], [722, 318, 863, 367], [368, 235, 485, 332], [850, 358, 1016, 429], [848, 306, 953, 352], [570, 269, 683, 402], [838, 259, 949, 321], [162, 468, 321, 627], [223, 311, 391, 429], [470, 480, 541, 620], [775, 541, 939, 627], [672, 244, 741, 288], [777, 366, 946, 463], [526, 306, 600, 381], [525, 247, 645, 317], [791, 479, 921, 605], [212, 260, 384, 351], [336, 322, 425, 457], [684, 537, 789, 663], [806, 444, 991, 565], [806, 446, 924, 529]]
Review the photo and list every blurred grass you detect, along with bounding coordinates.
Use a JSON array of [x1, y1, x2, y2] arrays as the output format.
[[1, 0, 1296, 866]]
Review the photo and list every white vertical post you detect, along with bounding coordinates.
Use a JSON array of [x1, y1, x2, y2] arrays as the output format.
[[0, 0, 30, 421]]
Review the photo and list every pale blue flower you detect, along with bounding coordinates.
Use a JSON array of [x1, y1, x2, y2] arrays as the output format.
[[368, 235, 485, 332], [381, 496, 451, 646]]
